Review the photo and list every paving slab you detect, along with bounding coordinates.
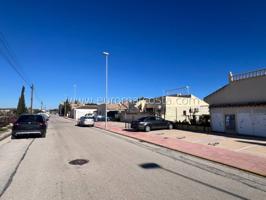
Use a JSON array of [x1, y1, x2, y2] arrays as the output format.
[[0, 130, 12, 141]]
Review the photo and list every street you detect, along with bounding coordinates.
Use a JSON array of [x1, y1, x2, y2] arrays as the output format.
[[0, 116, 265, 200]]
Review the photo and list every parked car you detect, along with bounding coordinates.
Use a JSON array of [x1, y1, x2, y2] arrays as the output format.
[[131, 116, 173, 132], [37, 112, 49, 121], [12, 114, 47, 139], [77, 116, 95, 127], [94, 115, 110, 121]]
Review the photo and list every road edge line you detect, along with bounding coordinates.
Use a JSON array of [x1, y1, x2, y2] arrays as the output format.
[[0, 139, 34, 198]]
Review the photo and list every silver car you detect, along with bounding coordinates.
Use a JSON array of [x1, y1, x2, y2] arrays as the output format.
[[77, 116, 95, 127]]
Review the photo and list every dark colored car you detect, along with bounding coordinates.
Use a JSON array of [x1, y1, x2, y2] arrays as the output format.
[[12, 114, 47, 139], [131, 116, 174, 132]]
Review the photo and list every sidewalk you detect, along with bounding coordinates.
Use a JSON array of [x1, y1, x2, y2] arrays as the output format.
[[0, 130, 11, 141], [95, 121, 266, 177]]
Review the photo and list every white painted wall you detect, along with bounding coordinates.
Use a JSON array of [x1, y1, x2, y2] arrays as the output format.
[[237, 112, 253, 135], [74, 109, 97, 120], [211, 106, 266, 137], [211, 112, 225, 132], [253, 112, 266, 137]]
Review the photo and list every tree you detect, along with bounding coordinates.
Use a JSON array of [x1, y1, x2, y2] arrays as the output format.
[[16, 86, 27, 116], [64, 99, 71, 116]]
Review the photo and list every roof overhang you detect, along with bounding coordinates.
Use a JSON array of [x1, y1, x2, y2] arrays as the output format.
[[210, 101, 266, 108]]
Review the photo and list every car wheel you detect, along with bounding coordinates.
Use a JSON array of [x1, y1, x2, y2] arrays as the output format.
[[145, 125, 151, 132], [11, 135, 17, 139], [41, 132, 46, 138], [168, 124, 173, 130]]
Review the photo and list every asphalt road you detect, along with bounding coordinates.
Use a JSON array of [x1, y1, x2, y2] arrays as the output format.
[[0, 115, 265, 200]]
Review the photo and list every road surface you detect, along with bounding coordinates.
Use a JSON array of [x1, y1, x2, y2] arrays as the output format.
[[0, 115, 265, 200]]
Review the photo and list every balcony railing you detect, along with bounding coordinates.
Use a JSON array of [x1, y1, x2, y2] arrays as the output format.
[[230, 68, 266, 82]]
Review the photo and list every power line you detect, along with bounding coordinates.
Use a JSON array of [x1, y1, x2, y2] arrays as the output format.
[[0, 33, 44, 106], [0, 33, 31, 87], [0, 32, 21, 70], [0, 47, 31, 87]]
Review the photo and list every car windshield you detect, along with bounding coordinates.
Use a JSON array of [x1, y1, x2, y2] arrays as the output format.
[[17, 115, 44, 123]]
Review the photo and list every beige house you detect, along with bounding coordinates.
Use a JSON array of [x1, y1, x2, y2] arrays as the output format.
[[124, 95, 209, 122], [98, 103, 127, 120], [120, 99, 152, 122], [204, 68, 266, 137]]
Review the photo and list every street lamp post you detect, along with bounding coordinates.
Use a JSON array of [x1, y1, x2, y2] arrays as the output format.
[[102, 51, 109, 129], [73, 84, 77, 102]]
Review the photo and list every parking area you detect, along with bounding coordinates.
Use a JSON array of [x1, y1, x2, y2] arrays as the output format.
[[97, 121, 266, 158]]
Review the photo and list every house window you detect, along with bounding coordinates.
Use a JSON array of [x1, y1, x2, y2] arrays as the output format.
[[183, 110, 187, 116], [225, 115, 235, 131]]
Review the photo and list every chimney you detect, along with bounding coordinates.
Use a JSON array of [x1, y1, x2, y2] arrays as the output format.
[[228, 71, 233, 83]]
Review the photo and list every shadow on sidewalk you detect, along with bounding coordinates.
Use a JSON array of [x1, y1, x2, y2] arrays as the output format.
[[208, 132, 266, 141], [175, 128, 266, 142], [235, 140, 266, 146], [123, 128, 137, 132]]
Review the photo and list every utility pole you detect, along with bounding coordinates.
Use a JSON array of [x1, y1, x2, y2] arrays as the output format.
[[30, 84, 34, 114], [64, 101, 67, 117], [41, 101, 43, 111]]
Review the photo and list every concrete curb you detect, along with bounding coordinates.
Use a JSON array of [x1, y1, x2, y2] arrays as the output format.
[[94, 126, 266, 177], [0, 130, 11, 141]]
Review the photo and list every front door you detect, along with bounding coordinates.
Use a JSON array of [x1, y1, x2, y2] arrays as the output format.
[[225, 114, 236, 133]]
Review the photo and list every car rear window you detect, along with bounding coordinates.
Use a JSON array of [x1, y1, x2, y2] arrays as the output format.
[[85, 117, 94, 119], [137, 117, 147, 122], [17, 115, 44, 123]]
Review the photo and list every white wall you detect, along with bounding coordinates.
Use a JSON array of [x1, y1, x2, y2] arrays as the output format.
[[211, 112, 225, 132], [210, 106, 266, 137], [74, 109, 97, 120]]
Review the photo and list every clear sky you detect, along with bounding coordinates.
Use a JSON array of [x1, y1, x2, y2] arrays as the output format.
[[1, 0, 266, 109]]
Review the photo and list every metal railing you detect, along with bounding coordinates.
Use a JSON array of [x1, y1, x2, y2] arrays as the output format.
[[231, 68, 266, 82]]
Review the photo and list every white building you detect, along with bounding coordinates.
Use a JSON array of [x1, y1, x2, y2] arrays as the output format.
[[71, 105, 98, 120], [204, 68, 266, 137]]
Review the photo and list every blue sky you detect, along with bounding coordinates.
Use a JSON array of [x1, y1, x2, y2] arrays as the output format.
[[1, 0, 266, 109]]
